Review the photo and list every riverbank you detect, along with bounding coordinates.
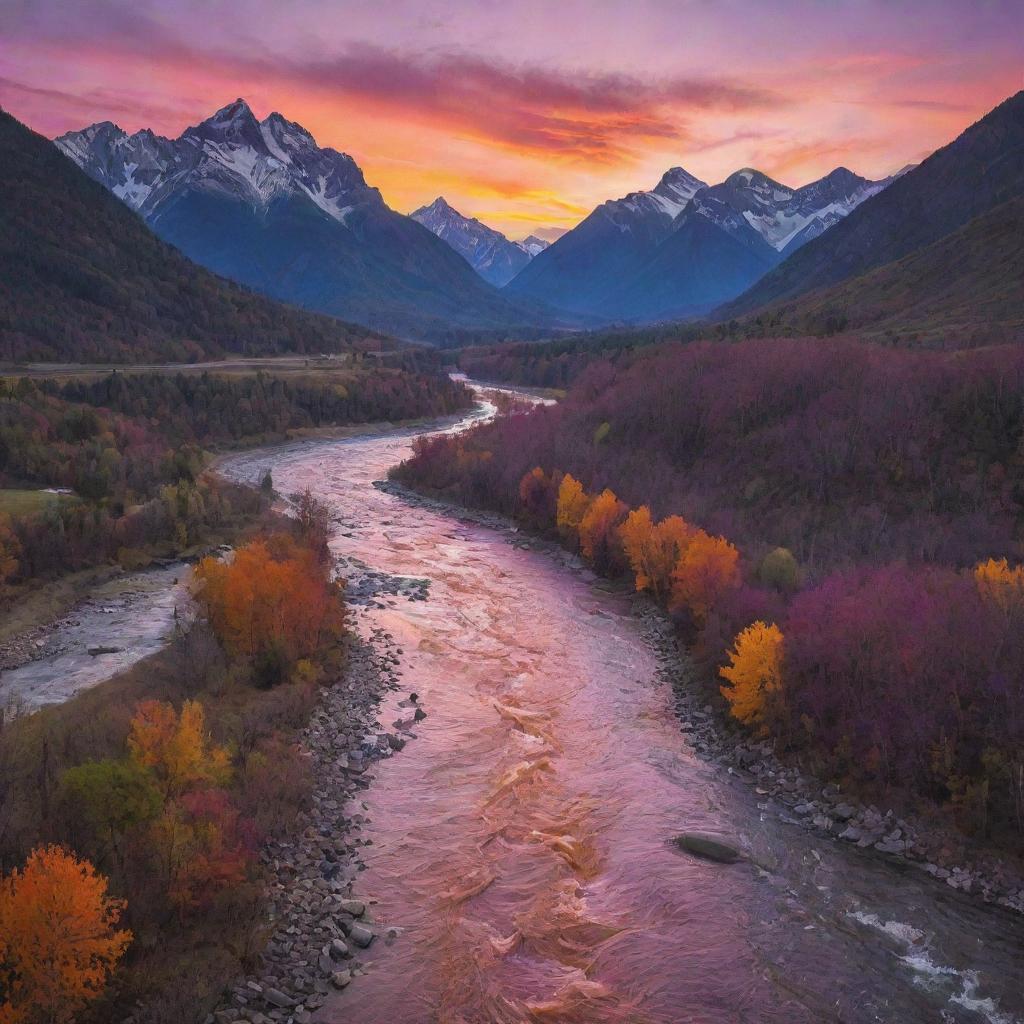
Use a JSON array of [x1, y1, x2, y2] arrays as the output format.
[[207, 625, 422, 1024], [376, 478, 1024, 919]]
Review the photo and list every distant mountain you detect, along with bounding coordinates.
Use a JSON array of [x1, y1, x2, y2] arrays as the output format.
[[56, 99, 563, 343], [518, 235, 550, 257], [735, 196, 1024, 346], [0, 107, 382, 363], [410, 197, 531, 287], [504, 166, 707, 314], [719, 90, 1024, 319], [507, 163, 889, 321], [597, 202, 780, 320]]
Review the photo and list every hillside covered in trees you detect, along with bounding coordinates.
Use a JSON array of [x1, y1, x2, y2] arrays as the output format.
[[0, 109, 386, 364]]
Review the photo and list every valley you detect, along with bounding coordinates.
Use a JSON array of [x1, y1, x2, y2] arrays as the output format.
[[1, 10, 1023, 1022], [217, 390, 1024, 1024]]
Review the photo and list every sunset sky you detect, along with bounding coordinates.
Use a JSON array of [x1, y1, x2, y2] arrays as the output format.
[[3, 0, 1022, 238]]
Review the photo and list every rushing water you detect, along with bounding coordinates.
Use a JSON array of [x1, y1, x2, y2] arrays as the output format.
[[213, 391, 1024, 1024]]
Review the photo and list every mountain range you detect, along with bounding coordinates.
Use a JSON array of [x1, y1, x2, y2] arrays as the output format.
[[718, 89, 1024, 323], [34, 87, 1024, 351], [0, 107, 381, 363], [507, 165, 896, 321], [410, 197, 548, 287], [56, 100, 564, 344]]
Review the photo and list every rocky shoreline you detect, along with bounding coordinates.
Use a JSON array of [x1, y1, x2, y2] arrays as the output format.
[[205, 579, 423, 1024], [376, 479, 1024, 918]]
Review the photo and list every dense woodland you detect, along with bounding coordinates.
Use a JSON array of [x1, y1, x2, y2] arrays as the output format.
[[0, 369, 470, 588], [395, 337, 1024, 842]]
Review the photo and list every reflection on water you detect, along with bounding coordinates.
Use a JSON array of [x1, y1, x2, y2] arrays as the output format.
[[217, 394, 1024, 1024]]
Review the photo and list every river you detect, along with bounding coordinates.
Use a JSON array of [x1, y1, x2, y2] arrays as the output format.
[[211, 391, 1024, 1024]]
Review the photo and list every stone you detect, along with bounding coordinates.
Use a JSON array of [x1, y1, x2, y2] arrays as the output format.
[[264, 988, 293, 1009], [348, 923, 375, 948], [330, 970, 353, 990], [674, 832, 742, 864], [338, 899, 365, 916], [329, 938, 350, 960], [832, 803, 856, 821]]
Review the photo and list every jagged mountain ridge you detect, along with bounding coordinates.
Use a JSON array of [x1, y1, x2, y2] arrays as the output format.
[[56, 100, 567, 344], [410, 197, 531, 287], [506, 162, 893, 321], [718, 90, 1024, 319]]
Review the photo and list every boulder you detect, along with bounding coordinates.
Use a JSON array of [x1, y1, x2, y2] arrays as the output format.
[[348, 923, 375, 948], [674, 832, 742, 864]]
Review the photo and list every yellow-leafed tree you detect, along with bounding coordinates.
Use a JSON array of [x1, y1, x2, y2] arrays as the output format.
[[555, 474, 591, 536], [719, 621, 784, 726], [973, 557, 1024, 615], [620, 508, 695, 602]]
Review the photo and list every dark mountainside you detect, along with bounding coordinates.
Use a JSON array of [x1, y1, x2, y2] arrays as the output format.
[[598, 203, 779, 320], [744, 196, 1024, 346], [720, 90, 1024, 318], [0, 109, 384, 363]]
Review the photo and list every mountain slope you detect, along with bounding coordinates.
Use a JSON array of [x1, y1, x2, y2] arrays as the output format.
[[57, 100, 563, 343], [411, 197, 531, 287], [598, 204, 780, 320], [720, 90, 1024, 318], [505, 167, 707, 314], [745, 196, 1024, 346], [0, 107, 382, 363]]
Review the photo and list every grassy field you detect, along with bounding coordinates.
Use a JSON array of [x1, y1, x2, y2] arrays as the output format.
[[0, 488, 74, 516], [0, 354, 374, 380]]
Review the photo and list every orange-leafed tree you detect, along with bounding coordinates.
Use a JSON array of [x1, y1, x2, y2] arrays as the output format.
[[192, 537, 345, 669], [555, 474, 591, 538], [719, 621, 784, 726], [0, 845, 131, 1024], [973, 557, 1024, 615], [670, 530, 741, 622], [620, 509, 695, 602], [578, 488, 628, 572], [127, 699, 231, 797]]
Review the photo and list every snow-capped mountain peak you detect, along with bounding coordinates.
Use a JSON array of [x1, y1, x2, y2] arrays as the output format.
[[518, 234, 550, 257], [411, 196, 532, 287], [652, 166, 709, 214], [692, 165, 890, 253], [600, 165, 708, 232], [57, 98, 377, 225]]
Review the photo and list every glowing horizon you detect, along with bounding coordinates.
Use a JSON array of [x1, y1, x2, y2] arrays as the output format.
[[3, 0, 1021, 238]]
